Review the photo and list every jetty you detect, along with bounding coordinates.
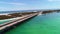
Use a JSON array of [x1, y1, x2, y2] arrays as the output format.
[[0, 12, 39, 33]]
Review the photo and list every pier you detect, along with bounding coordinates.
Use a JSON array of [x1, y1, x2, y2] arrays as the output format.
[[0, 13, 39, 33]]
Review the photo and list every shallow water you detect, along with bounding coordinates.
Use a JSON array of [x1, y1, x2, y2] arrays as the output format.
[[0, 19, 11, 24], [0, 17, 21, 24], [0, 20, 11, 24], [5, 12, 60, 34]]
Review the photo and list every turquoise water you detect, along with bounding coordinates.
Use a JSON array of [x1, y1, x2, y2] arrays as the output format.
[[0, 20, 11, 24], [5, 12, 60, 34], [0, 18, 18, 24]]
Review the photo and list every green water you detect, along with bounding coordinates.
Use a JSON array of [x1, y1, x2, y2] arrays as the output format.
[[5, 12, 60, 34]]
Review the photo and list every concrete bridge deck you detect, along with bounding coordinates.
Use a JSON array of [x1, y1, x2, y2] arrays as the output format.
[[0, 14, 37, 27], [0, 13, 39, 33]]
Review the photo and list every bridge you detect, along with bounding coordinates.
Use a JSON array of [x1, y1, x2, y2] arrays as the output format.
[[0, 12, 41, 34]]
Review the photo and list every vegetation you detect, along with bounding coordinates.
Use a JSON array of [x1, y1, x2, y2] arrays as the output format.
[[0, 12, 37, 20]]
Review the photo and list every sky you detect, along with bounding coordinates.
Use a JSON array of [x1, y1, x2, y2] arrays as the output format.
[[0, 0, 60, 11]]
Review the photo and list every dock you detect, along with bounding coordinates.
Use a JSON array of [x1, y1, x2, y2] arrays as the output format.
[[0, 13, 39, 33]]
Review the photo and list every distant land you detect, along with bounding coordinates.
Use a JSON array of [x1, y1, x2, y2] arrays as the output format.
[[0, 10, 40, 13], [0, 9, 60, 14]]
